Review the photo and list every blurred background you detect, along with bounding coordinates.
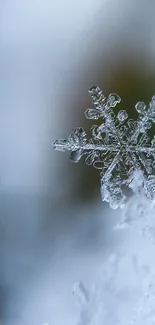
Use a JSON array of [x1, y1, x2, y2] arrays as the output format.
[[0, 0, 155, 324]]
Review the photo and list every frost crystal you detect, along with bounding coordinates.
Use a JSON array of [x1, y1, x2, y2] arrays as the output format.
[[53, 85, 155, 209]]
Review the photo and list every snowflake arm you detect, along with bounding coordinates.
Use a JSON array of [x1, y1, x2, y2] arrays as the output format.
[[53, 85, 155, 209]]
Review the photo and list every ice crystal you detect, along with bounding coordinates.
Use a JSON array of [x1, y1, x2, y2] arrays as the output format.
[[53, 85, 155, 209]]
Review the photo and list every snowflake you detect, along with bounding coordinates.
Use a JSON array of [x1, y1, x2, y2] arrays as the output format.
[[53, 85, 155, 209]]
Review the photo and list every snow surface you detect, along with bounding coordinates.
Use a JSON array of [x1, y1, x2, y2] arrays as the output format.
[[74, 196, 155, 325]]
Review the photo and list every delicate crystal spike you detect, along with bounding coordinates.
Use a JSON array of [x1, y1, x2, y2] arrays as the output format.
[[135, 101, 146, 114], [107, 93, 121, 107], [117, 110, 128, 122], [85, 108, 103, 119], [88, 85, 106, 108], [53, 86, 155, 209], [53, 139, 69, 151]]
